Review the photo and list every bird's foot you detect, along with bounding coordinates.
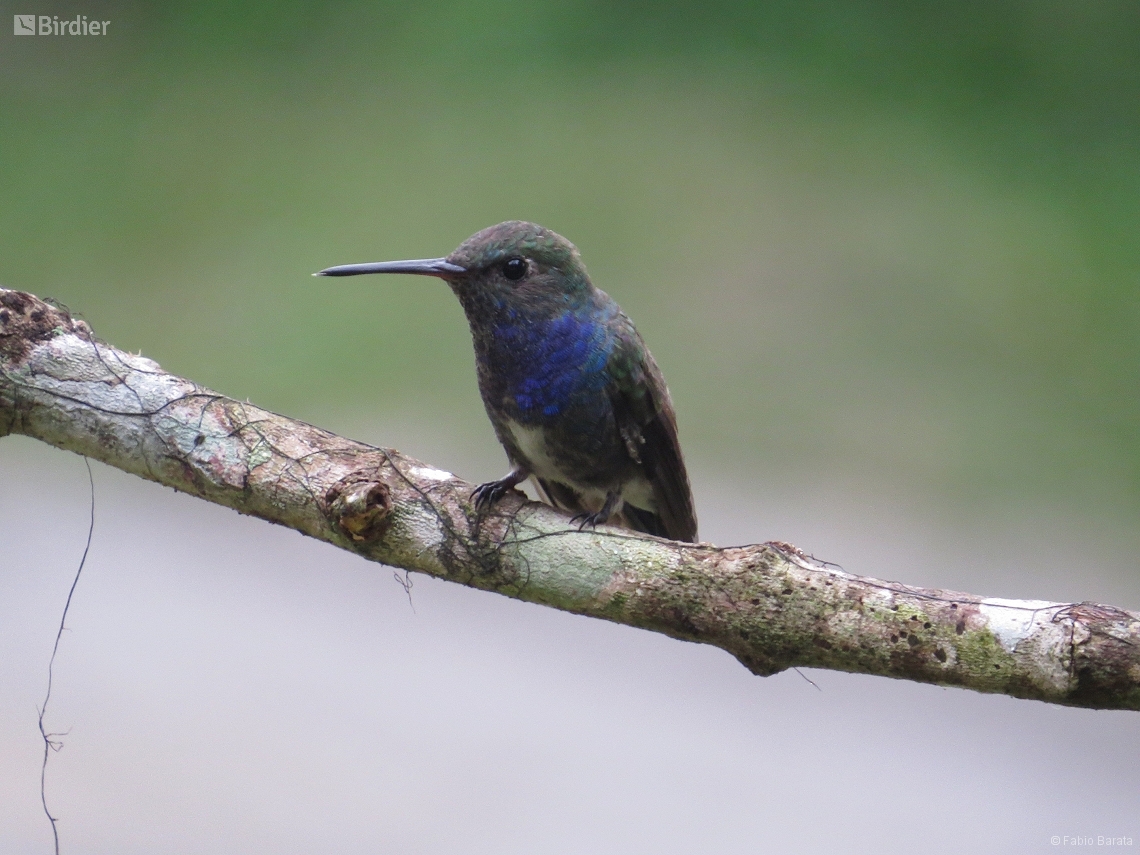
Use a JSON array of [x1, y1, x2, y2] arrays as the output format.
[[471, 480, 510, 510], [471, 466, 529, 511], [570, 491, 621, 531], [570, 510, 607, 530]]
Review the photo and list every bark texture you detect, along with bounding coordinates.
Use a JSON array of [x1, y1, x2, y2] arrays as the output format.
[[2, 287, 1138, 710]]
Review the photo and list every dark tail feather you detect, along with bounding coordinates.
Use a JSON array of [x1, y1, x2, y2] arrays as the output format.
[[621, 504, 670, 539], [535, 478, 585, 514]]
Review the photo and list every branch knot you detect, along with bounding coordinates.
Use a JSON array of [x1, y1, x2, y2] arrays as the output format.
[[324, 475, 393, 542]]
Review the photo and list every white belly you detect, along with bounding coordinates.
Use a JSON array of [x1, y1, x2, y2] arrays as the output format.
[[504, 419, 656, 512], [505, 420, 562, 481]]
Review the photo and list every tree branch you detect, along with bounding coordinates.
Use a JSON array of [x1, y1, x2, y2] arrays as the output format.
[[2, 287, 1138, 710]]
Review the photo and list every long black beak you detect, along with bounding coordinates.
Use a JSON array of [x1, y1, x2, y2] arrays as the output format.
[[314, 258, 466, 277]]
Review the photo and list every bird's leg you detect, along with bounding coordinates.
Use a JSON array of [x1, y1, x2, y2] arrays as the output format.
[[471, 465, 530, 510], [570, 490, 622, 531]]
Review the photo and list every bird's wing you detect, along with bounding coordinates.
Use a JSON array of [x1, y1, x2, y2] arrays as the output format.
[[606, 320, 698, 543]]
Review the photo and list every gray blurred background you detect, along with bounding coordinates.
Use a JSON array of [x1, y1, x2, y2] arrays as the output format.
[[2, 2, 1138, 852]]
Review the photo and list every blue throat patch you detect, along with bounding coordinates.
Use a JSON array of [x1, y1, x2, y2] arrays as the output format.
[[493, 311, 612, 419]]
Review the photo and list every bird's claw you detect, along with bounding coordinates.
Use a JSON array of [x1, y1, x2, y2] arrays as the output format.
[[472, 480, 515, 511], [472, 467, 529, 512], [570, 510, 607, 531], [570, 491, 620, 531]]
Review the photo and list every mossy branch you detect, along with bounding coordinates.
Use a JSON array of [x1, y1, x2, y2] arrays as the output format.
[[2, 287, 1138, 710]]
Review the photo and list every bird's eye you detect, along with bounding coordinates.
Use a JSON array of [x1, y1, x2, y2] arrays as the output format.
[[502, 257, 527, 281]]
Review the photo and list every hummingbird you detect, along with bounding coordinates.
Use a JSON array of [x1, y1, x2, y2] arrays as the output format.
[[316, 221, 697, 542]]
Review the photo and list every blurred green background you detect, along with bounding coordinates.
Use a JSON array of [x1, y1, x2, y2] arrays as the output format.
[[4, 3, 1140, 852], [4, 0, 1139, 524]]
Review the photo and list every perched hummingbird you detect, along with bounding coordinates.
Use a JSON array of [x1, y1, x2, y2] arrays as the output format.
[[316, 221, 697, 542]]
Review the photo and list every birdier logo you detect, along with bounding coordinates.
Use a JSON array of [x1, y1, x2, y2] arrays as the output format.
[[13, 14, 110, 35]]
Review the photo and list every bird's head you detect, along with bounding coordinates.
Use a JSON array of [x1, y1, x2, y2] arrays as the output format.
[[316, 221, 594, 314]]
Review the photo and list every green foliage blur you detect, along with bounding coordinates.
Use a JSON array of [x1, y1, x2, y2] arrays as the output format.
[[3, 1, 1139, 518]]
